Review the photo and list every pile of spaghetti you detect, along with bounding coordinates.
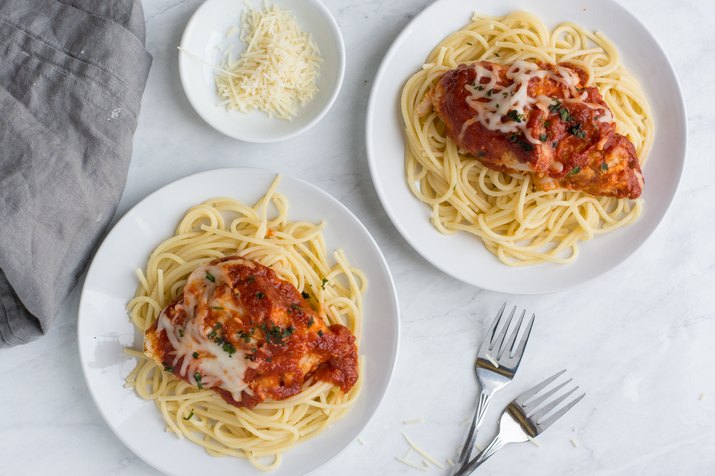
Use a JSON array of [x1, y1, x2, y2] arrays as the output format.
[[401, 11, 654, 265], [125, 177, 364, 470]]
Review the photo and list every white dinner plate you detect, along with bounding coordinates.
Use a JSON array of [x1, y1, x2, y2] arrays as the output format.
[[77, 168, 399, 476], [179, 0, 345, 143], [366, 0, 686, 294]]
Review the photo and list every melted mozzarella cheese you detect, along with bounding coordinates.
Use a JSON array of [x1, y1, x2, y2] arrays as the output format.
[[156, 259, 257, 401], [461, 61, 611, 143]]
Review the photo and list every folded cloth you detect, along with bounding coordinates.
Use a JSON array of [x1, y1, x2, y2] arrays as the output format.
[[0, 0, 152, 346]]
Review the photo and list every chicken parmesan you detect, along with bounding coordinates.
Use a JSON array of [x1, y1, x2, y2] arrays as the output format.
[[429, 61, 644, 199], [144, 256, 358, 408]]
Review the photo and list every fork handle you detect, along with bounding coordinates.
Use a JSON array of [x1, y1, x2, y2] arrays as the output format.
[[453, 435, 507, 476], [450, 389, 493, 475]]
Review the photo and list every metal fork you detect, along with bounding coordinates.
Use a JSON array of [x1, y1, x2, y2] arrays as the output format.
[[450, 303, 535, 474], [454, 370, 586, 476]]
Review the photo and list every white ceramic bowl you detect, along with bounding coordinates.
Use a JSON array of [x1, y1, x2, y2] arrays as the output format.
[[179, 0, 345, 143]]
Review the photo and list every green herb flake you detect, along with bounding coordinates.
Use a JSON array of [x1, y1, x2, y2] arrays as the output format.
[[301, 291, 310, 299], [246, 276, 255, 283], [183, 409, 194, 420], [321, 278, 328, 290], [255, 291, 265, 299], [163, 363, 174, 373], [544, 121, 551, 128], [178, 328, 184, 338], [222, 341, 236, 356], [318, 330, 324, 337], [552, 141, 559, 149], [505, 110, 524, 123], [601, 162, 609, 171], [193, 372, 203, 389], [466, 42, 473, 46], [476, 85, 485, 91], [211, 306, 224, 311], [539, 133, 548, 142], [207, 322, 222, 339], [192, 352, 199, 359], [568, 166, 582, 176], [205, 271, 215, 283], [307, 317, 314, 328], [569, 123, 587, 139]]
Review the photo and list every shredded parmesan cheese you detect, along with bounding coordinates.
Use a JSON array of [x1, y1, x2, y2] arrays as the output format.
[[528, 436, 541, 447], [396, 457, 428, 471], [403, 418, 426, 424], [570, 437, 580, 448], [214, 4, 321, 120], [402, 433, 446, 469]]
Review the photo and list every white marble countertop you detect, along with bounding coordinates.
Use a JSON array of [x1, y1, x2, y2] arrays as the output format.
[[2, 0, 715, 474]]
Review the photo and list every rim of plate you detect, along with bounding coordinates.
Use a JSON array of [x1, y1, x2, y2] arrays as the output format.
[[77, 167, 400, 475], [178, 0, 346, 143], [365, 0, 687, 294]]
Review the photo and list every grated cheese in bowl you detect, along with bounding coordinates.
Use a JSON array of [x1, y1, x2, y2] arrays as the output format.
[[214, 4, 322, 120]]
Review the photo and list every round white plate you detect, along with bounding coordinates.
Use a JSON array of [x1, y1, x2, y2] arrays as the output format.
[[179, 0, 345, 143], [78, 169, 399, 476], [366, 0, 686, 294]]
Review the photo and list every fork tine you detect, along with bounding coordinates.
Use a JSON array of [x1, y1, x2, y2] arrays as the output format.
[[510, 313, 535, 361], [481, 302, 507, 348], [523, 378, 573, 411], [536, 393, 585, 432], [499, 309, 525, 359], [529, 386, 578, 424], [490, 305, 516, 352], [515, 369, 567, 406]]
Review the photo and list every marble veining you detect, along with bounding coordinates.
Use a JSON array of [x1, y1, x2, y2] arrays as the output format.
[[1, 0, 714, 475]]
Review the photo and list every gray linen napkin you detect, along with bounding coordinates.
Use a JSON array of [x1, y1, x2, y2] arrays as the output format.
[[0, 0, 152, 346]]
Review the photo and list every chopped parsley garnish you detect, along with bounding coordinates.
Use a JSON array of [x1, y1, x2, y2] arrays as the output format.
[[502, 92, 509, 98], [222, 341, 236, 356], [568, 166, 582, 176], [207, 322, 222, 339], [476, 85, 484, 91], [246, 275, 255, 283], [163, 363, 174, 372], [552, 141, 559, 149], [321, 278, 328, 290], [544, 121, 551, 128], [494, 52, 500, 57], [307, 317, 314, 328], [255, 291, 265, 299], [539, 133, 548, 142], [211, 306, 224, 311], [317, 330, 324, 337], [601, 162, 609, 171], [507, 133, 533, 152], [569, 123, 587, 139], [486, 88, 495, 97], [520, 142, 534, 152], [238, 330, 252, 343], [205, 271, 215, 283], [506, 110, 524, 123], [183, 409, 194, 420], [477, 150, 487, 158], [192, 352, 199, 359], [193, 372, 203, 389], [301, 291, 310, 299], [466, 42, 473, 46], [549, 100, 573, 122], [178, 328, 184, 338], [263, 324, 294, 345], [266, 357, 273, 363]]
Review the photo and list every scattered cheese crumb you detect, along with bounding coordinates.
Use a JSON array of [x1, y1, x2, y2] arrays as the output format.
[[447, 457, 455, 467], [570, 438, 580, 448], [396, 457, 427, 471], [484, 353, 499, 367], [357, 437, 365, 446], [528, 436, 541, 447], [213, 4, 322, 120], [402, 433, 446, 469], [403, 418, 425, 425]]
